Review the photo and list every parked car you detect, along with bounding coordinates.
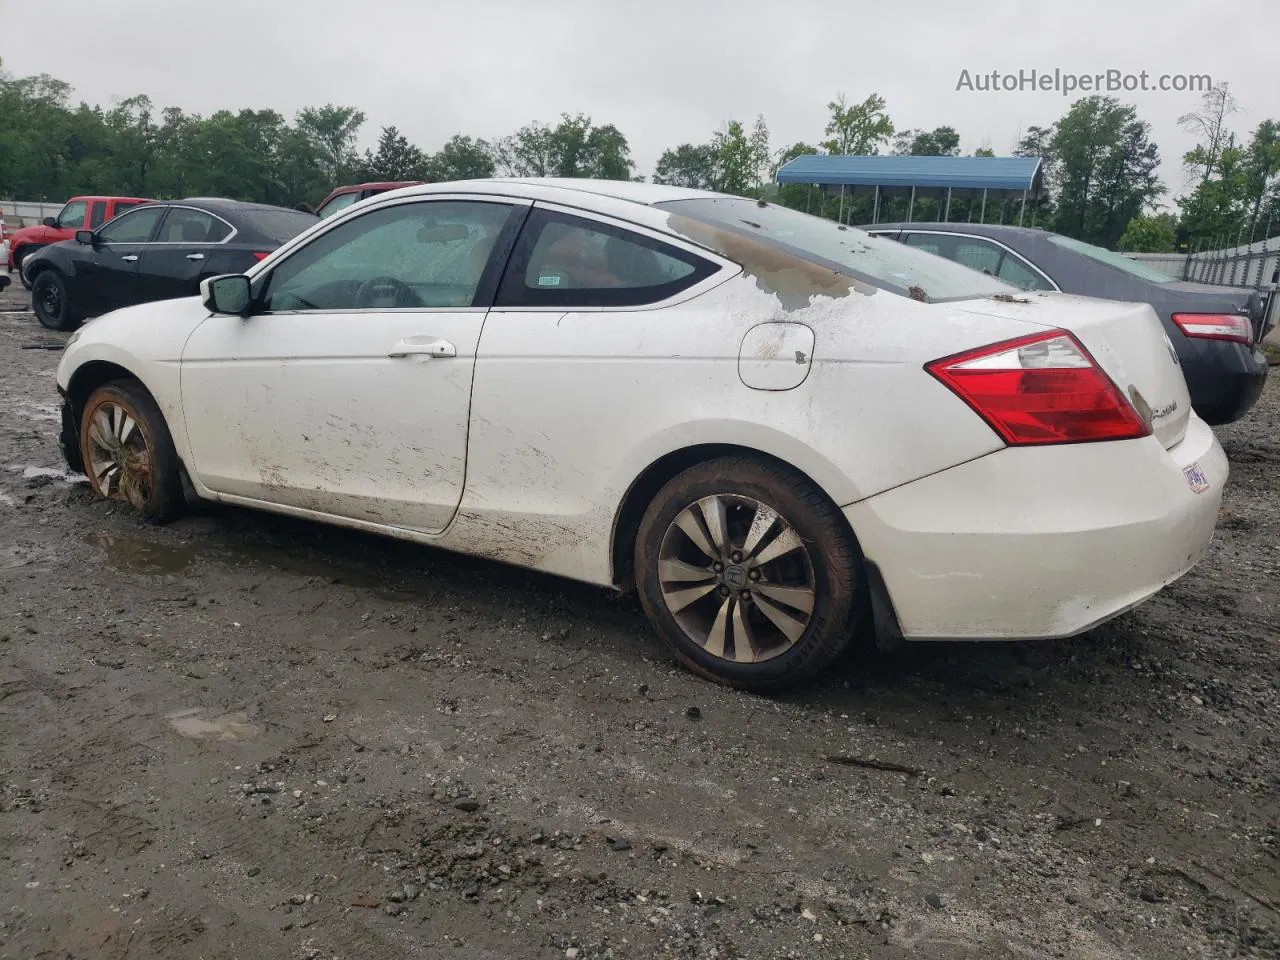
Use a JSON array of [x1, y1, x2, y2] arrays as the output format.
[[313, 180, 424, 219], [54, 179, 1225, 691], [7, 195, 152, 289], [25, 198, 319, 331], [862, 222, 1270, 425]]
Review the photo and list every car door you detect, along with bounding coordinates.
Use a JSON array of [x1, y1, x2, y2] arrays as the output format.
[[137, 206, 235, 302], [179, 194, 528, 533], [71, 204, 167, 315], [457, 204, 729, 574]]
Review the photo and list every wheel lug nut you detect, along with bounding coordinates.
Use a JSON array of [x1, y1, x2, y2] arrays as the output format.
[[718, 586, 730, 597], [748, 569, 761, 581], [712, 562, 724, 573], [741, 591, 752, 603], [731, 551, 743, 563]]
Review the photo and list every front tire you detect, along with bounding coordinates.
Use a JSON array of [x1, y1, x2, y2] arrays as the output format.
[[634, 456, 862, 693], [32, 270, 78, 331], [79, 380, 185, 523]]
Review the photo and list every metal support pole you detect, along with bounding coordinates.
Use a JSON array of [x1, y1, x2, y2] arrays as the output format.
[[907, 186, 916, 223], [944, 188, 952, 222], [806, 184, 812, 213], [838, 184, 846, 224], [1018, 189, 1027, 226], [980, 189, 987, 222], [872, 186, 880, 224]]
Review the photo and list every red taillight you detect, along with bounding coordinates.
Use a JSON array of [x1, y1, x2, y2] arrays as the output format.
[[1171, 312, 1253, 345], [926, 330, 1151, 445], [252, 251, 271, 261]]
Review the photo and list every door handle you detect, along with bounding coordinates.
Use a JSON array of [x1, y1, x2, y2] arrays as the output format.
[[387, 338, 457, 359], [120, 255, 138, 262], [186, 253, 205, 261]]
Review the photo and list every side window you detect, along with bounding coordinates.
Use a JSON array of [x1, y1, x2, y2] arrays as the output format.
[[316, 192, 360, 219], [112, 201, 142, 217], [997, 255, 1054, 291], [158, 207, 232, 243], [904, 233, 1003, 276], [88, 202, 107, 229], [260, 199, 516, 312], [57, 200, 88, 230], [497, 209, 718, 308], [97, 206, 166, 244]]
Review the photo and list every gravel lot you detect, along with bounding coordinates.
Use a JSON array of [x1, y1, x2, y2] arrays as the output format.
[[1, 283, 1277, 960]]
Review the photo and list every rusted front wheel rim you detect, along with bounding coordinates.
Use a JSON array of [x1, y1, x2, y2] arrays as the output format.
[[84, 400, 153, 509]]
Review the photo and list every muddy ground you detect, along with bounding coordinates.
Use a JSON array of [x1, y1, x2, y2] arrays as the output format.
[[0, 284, 1276, 960]]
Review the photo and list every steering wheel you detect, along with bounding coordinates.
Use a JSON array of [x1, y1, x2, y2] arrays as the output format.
[[354, 275, 422, 309]]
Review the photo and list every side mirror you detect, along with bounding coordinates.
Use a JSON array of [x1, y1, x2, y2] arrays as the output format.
[[75, 230, 95, 245], [201, 274, 252, 316], [43, 216, 58, 228]]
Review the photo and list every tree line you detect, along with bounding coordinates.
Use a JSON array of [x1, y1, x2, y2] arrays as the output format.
[[2, 57, 1276, 253]]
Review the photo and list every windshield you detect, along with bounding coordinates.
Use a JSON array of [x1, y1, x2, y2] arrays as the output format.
[[244, 208, 319, 244], [654, 197, 1016, 303], [1048, 233, 1174, 284]]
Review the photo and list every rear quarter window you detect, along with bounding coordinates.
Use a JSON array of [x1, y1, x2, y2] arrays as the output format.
[[244, 209, 320, 244]]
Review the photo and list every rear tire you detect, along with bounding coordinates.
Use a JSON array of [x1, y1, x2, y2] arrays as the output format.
[[15, 248, 35, 290], [79, 380, 185, 524], [634, 455, 862, 693], [32, 270, 78, 331]]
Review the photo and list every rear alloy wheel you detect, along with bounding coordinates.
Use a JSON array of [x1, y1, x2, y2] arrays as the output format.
[[79, 380, 184, 523], [635, 456, 861, 692], [32, 270, 77, 331]]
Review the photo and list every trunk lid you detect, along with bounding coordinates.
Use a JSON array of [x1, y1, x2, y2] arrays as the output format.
[[948, 291, 1193, 449]]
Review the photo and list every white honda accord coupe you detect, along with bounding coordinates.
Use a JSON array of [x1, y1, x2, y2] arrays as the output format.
[[54, 178, 1226, 691]]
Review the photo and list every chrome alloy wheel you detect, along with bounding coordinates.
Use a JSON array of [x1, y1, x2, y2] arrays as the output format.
[[657, 495, 817, 664], [85, 400, 153, 509]]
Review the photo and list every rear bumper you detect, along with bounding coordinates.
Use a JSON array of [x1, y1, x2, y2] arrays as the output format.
[[846, 416, 1226, 640], [1180, 339, 1268, 425]]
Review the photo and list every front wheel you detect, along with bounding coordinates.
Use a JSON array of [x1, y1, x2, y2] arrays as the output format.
[[31, 270, 78, 331], [79, 380, 185, 523], [634, 456, 862, 693]]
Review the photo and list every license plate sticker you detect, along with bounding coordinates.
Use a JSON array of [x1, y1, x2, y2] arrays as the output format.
[[1183, 462, 1210, 494]]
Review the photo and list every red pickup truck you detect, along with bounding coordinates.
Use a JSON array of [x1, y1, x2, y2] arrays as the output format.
[[7, 195, 151, 288]]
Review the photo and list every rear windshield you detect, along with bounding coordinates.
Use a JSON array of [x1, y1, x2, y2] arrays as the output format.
[[1048, 234, 1174, 284], [654, 197, 1016, 303], [243, 209, 319, 244]]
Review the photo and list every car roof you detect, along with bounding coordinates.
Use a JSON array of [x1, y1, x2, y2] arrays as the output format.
[[359, 178, 730, 235], [861, 221, 1051, 239], [166, 197, 317, 216]]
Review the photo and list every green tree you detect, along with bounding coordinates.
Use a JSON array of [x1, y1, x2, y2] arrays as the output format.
[[494, 114, 634, 180], [1048, 97, 1162, 247], [1117, 213, 1177, 252], [1243, 119, 1280, 240], [709, 120, 757, 196], [426, 135, 495, 181], [892, 126, 960, 156], [822, 92, 893, 155], [1179, 83, 1239, 187], [295, 104, 366, 184], [653, 143, 716, 188], [363, 125, 428, 181]]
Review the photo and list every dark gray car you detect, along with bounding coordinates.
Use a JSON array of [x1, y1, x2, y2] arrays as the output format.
[[862, 222, 1269, 425]]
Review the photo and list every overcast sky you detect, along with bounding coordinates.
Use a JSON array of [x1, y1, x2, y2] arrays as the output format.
[[4, 0, 1275, 205]]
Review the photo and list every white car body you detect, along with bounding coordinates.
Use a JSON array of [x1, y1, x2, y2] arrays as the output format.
[[56, 178, 1226, 645]]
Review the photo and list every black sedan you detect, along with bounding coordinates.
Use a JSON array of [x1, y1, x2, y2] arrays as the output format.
[[24, 198, 318, 331], [862, 222, 1271, 425]]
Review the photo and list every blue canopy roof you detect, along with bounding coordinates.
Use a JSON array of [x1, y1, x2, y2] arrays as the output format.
[[775, 155, 1042, 192]]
